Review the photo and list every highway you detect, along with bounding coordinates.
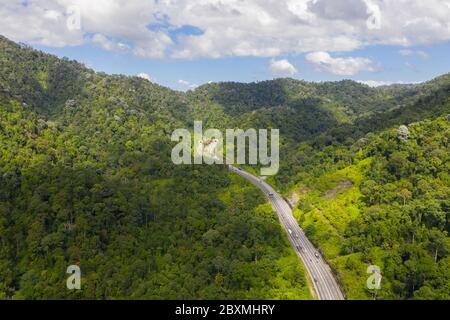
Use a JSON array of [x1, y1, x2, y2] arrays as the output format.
[[229, 165, 345, 300]]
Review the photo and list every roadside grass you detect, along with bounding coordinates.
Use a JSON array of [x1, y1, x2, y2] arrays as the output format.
[[331, 253, 370, 300], [263, 248, 313, 300], [292, 158, 376, 299]]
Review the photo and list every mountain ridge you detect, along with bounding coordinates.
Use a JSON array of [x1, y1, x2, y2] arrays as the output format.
[[0, 35, 448, 300]]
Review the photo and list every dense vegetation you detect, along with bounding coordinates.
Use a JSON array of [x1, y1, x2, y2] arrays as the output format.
[[186, 65, 450, 300], [292, 117, 449, 299], [0, 35, 449, 300], [0, 36, 310, 299]]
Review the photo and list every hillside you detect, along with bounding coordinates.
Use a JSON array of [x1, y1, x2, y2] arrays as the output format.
[[0, 36, 311, 299], [0, 35, 449, 300], [291, 116, 449, 299]]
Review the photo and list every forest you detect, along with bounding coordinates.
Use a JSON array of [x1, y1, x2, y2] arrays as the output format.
[[0, 35, 448, 299]]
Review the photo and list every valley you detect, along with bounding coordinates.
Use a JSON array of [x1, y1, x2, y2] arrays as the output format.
[[0, 35, 448, 300]]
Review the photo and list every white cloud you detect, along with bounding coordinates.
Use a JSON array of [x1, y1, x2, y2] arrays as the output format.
[[0, 0, 449, 59], [357, 80, 421, 87], [92, 34, 130, 52], [137, 73, 153, 82], [399, 49, 429, 59], [357, 80, 395, 87], [178, 79, 190, 86], [416, 51, 429, 59], [306, 51, 376, 76], [43, 10, 61, 21], [178, 79, 198, 89], [399, 49, 414, 56], [270, 59, 298, 77]]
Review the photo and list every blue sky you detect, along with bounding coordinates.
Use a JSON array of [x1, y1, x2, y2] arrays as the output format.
[[2, 0, 450, 91], [35, 41, 450, 91]]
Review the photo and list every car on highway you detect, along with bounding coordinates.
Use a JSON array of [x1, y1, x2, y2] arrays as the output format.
[[230, 158, 344, 300]]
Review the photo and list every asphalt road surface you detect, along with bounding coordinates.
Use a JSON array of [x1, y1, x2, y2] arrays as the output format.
[[230, 166, 345, 300]]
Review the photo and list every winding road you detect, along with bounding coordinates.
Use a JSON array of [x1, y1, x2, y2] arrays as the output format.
[[229, 165, 345, 300]]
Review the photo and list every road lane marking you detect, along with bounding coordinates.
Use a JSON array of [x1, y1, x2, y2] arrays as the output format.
[[231, 166, 344, 300]]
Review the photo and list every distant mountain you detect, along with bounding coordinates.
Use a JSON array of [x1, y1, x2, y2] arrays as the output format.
[[187, 72, 449, 145]]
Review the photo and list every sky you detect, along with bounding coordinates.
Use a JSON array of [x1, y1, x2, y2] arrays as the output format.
[[1, 0, 450, 91]]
